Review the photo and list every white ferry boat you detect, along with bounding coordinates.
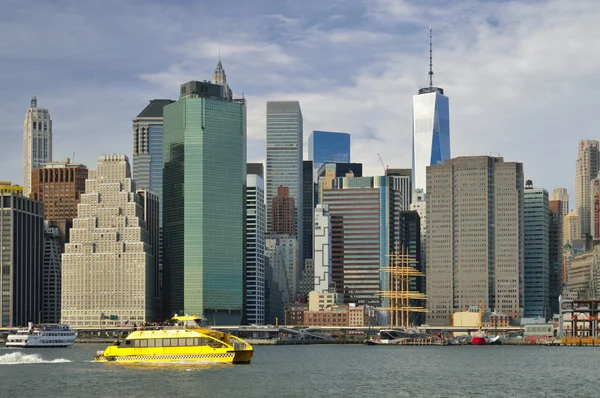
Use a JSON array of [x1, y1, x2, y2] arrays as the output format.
[[6, 322, 77, 348]]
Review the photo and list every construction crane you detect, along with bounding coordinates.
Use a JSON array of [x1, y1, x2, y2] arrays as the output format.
[[377, 153, 388, 173]]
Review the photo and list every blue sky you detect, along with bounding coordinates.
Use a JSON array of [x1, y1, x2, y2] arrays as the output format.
[[1, 0, 598, 204]]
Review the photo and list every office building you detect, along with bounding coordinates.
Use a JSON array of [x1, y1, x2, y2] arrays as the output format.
[[265, 235, 298, 303], [271, 186, 295, 235], [23, 97, 52, 196], [313, 204, 332, 292], [247, 163, 264, 179], [549, 200, 563, 316], [591, 173, 600, 239], [246, 174, 266, 325], [133, 99, 174, 223], [523, 181, 550, 319], [426, 156, 524, 325], [575, 140, 599, 237], [308, 131, 351, 177], [317, 162, 362, 204], [386, 168, 412, 211], [551, 188, 569, 224], [323, 176, 402, 318], [0, 194, 44, 327], [303, 161, 315, 263], [412, 27, 450, 199], [42, 221, 62, 323], [61, 155, 156, 327], [563, 211, 581, 245], [0, 181, 23, 196], [265, 101, 302, 261], [163, 68, 246, 325]]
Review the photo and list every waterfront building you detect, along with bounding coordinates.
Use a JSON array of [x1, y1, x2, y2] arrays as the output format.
[[308, 131, 351, 177], [163, 70, 246, 325], [42, 221, 62, 323], [313, 204, 332, 292], [563, 211, 581, 245], [386, 168, 412, 211], [132, 99, 174, 224], [61, 155, 156, 327], [575, 140, 599, 237], [523, 181, 550, 319], [247, 163, 264, 179], [426, 156, 524, 325], [246, 174, 266, 325], [0, 181, 23, 196], [412, 27, 450, 200], [265, 101, 303, 261], [317, 162, 362, 204], [0, 194, 44, 327], [272, 186, 295, 235], [303, 304, 376, 327], [567, 245, 600, 300], [549, 200, 563, 316], [23, 97, 52, 196], [323, 176, 402, 316], [284, 303, 308, 326], [308, 290, 343, 312]]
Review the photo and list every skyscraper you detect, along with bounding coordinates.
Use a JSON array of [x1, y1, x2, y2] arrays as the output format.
[[43, 221, 62, 323], [133, 99, 175, 223], [316, 162, 362, 204], [551, 188, 569, 222], [303, 161, 315, 263], [563, 210, 581, 245], [575, 140, 599, 237], [549, 200, 563, 316], [426, 156, 524, 325], [523, 181, 550, 319], [265, 101, 302, 250], [163, 70, 246, 325], [385, 168, 412, 211], [246, 174, 266, 325], [313, 204, 331, 292], [23, 97, 52, 196], [271, 186, 296, 235], [412, 27, 450, 198], [61, 155, 157, 327], [0, 194, 44, 327], [308, 131, 350, 177]]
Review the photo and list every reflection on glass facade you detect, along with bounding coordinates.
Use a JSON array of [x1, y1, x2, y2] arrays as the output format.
[[133, 99, 174, 225], [412, 88, 450, 196], [323, 176, 402, 325], [266, 101, 303, 259], [309, 131, 351, 178], [163, 81, 246, 325]]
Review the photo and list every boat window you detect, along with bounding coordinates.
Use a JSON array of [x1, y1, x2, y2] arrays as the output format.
[[125, 340, 131, 346], [133, 340, 140, 348], [170, 338, 179, 347], [186, 338, 194, 346], [162, 339, 170, 347], [139, 339, 148, 348], [147, 339, 155, 347]]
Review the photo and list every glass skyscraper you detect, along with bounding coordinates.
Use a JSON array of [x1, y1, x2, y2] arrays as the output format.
[[308, 131, 350, 178], [411, 28, 450, 198], [266, 101, 303, 259], [163, 74, 246, 325], [133, 99, 174, 224]]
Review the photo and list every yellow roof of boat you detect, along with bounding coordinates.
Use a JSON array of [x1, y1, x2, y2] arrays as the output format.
[[171, 315, 203, 321]]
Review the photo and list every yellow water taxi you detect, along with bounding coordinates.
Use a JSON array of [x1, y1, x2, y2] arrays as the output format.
[[94, 315, 253, 364]]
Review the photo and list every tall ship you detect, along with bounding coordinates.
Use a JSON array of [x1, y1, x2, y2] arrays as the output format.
[[94, 315, 253, 364], [5, 323, 77, 348]]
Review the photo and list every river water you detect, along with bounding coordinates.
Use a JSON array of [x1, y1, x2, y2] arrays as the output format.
[[0, 344, 595, 397]]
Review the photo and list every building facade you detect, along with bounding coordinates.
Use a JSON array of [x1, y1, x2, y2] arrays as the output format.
[[246, 174, 266, 325], [313, 204, 332, 292], [265, 101, 303, 259], [567, 245, 600, 300], [426, 156, 524, 325], [551, 187, 569, 226], [575, 140, 599, 237], [0, 181, 23, 196], [23, 97, 52, 196], [317, 162, 362, 204], [386, 168, 412, 211], [132, 99, 174, 224], [303, 160, 315, 263], [308, 131, 351, 177], [271, 186, 295, 235], [163, 74, 246, 325], [61, 155, 156, 327], [549, 200, 563, 316], [42, 221, 62, 323], [523, 182, 550, 318], [0, 194, 44, 327], [563, 211, 581, 245], [247, 163, 264, 179]]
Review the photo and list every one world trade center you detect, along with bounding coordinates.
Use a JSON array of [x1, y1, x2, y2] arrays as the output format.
[[412, 26, 450, 200]]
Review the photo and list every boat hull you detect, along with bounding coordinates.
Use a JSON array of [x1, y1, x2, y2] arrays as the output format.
[[471, 336, 487, 345], [94, 350, 253, 364]]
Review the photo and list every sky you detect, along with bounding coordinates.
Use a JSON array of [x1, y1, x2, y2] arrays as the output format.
[[1, 0, 599, 205]]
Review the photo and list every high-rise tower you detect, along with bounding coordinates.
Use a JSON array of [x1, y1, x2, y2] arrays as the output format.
[[412, 26, 450, 200], [23, 97, 52, 196], [575, 140, 599, 237]]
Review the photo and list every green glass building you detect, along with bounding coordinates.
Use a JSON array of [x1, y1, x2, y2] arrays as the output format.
[[163, 77, 246, 325]]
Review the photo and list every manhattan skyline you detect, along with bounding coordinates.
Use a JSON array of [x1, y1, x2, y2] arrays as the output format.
[[0, 0, 598, 199]]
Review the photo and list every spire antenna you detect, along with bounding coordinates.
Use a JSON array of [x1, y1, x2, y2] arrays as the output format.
[[428, 25, 433, 88]]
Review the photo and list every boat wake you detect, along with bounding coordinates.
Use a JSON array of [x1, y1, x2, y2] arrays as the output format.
[[0, 352, 71, 365]]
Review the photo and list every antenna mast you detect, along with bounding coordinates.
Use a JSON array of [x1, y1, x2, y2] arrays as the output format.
[[428, 25, 433, 88]]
